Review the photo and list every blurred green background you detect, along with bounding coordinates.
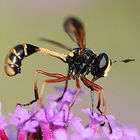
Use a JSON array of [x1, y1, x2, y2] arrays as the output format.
[[0, 0, 140, 130]]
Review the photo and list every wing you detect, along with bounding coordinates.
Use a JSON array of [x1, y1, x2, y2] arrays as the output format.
[[39, 37, 72, 51], [64, 17, 86, 50]]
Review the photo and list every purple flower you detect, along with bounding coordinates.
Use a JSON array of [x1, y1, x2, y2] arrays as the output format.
[[35, 102, 58, 123], [9, 105, 30, 126], [82, 108, 115, 123], [9, 105, 38, 133], [82, 107, 115, 133], [54, 129, 68, 140], [70, 118, 96, 139], [34, 97, 78, 139], [38, 99, 80, 129], [0, 87, 139, 140], [40, 123, 53, 140], [47, 86, 85, 105], [103, 122, 140, 140]]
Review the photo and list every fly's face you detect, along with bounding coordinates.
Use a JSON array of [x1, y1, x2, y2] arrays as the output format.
[[91, 53, 112, 78]]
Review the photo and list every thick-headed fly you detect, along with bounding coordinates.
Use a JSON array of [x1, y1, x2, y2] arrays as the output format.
[[5, 17, 134, 132]]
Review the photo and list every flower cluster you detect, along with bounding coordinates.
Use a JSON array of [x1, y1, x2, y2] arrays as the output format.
[[0, 87, 140, 140]]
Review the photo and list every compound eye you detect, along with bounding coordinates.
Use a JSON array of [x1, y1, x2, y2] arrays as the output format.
[[94, 53, 111, 77], [97, 53, 109, 70], [68, 52, 74, 57], [98, 53, 112, 77], [99, 56, 107, 69]]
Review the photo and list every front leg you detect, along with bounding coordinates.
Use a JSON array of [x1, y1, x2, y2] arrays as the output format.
[[81, 76, 112, 133], [81, 76, 106, 115]]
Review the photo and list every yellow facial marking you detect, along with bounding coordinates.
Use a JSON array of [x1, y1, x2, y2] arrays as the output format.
[[104, 59, 111, 77], [68, 52, 74, 57]]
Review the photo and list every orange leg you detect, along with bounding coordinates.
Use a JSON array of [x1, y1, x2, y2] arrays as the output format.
[[34, 69, 65, 99], [18, 70, 70, 106], [36, 72, 80, 126], [55, 69, 71, 102], [81, 76, 112, 133], [36, 73, 71, 110], [66, 78, 81, 124], [55, 79, 69, 102], [81, 76, 106, 114]]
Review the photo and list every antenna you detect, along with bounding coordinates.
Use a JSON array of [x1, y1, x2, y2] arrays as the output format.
[[113, 59, 135, 64]]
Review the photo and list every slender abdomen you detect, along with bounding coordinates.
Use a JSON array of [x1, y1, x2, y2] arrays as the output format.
[[4, 44, 39, 76]]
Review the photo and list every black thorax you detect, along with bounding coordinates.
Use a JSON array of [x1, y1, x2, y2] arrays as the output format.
[[66, 48, 96, 79]]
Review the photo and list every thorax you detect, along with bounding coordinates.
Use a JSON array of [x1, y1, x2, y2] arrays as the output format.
[[66, 48, 96, 79]]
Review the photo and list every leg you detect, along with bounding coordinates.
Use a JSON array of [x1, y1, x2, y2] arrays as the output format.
[[66, 78, 81, 124], [34, 69, 65, 99], [97, 89, 106, 115], [37, 75, 71, 110], [18, 70, 69, 106], [55, 80, 68, 102], [55, 69, 70, 102], [81, 76, 106, 114], [90, 89, 94, 115], [81, 76, 112, 133]]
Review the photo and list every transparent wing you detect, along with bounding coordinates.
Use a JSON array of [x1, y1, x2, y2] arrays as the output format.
[[39, 37, 72, 51], [64, 17, 86, 49]]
